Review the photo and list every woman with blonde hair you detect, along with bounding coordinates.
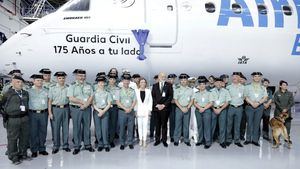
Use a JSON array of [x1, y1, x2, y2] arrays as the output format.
[[135, 78, 153, 147]]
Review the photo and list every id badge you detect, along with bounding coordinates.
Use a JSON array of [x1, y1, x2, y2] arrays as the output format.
[[187, 97, 190, 101], [84, 98, 88, 102], [42, 99, 46, 105], [20, 105, 26, 112], [215, 100, 220, 105], [238, 93, 242, 98], [126, 99, 130, 104], [254, 93, 259, 98], [113, 95, 116, 100], [202, 98, 205, 102], [162, 92, 166, 97]]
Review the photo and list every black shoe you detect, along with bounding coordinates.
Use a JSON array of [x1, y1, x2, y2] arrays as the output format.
[[252, 141, 260, 147], [185, 142, 191, 147], [110, 142, 115, 148], [240, 137, 245, 141], [195, 142, 202, 146], [63, 148, 71, 152], [285, 139, 292, 144], [12, 159, 22, 165], [72, 149, 80, 155], [174, 142, 179, 146], [204, 145, 211, 149], [129, 145, 134, 149], [244, 141, 251, 145], [170, 138, 174, 143], [31, 152, 38, 158], [85, 147, 95, 152], [105, 147, 110, 152], [120, 145, 125, 150], [154, 141, 161, 146], [149, 134, 154, 138], [226, 142, 231, 147], [39, 151, 49, 155], [235, 142, 244, 147], [52, 149, 59, 154], [163, 142, 168, 147], [97, 147, 103, 152], [19, 155, 32, 161], [220, 143, 227, 149]]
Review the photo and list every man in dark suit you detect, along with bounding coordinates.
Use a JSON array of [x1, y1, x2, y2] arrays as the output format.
[[152, 72, 173, 147]]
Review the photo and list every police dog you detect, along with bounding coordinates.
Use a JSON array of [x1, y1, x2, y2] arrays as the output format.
[[269, 112, 291, 149]]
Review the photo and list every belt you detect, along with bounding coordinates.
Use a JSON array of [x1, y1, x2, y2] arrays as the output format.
[[70, 105, 81, 109], [230, 104, 243, 108], [112, 104, 118, 108], [7, 113, 28, 118], [214, 106, 222, 109], [52, 104, 69, 109], [29, 109, 48, 113]]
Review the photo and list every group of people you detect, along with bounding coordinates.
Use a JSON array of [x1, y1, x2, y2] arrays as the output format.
[[0, 68, 295, 165]]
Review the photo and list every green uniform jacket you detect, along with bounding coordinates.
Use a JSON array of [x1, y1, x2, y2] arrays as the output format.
[[273, 90, 294, 117]]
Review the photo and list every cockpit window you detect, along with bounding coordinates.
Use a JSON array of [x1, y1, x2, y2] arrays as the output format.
[[64, 0, 90, 11]]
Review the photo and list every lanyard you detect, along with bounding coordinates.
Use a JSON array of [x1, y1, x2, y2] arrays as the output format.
[[15, 89, 24, 106]]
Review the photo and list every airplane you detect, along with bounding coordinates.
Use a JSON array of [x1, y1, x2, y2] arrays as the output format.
[[0, 0, 300, 101]]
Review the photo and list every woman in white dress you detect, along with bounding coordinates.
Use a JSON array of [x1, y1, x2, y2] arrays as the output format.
[[135, 78, 153, 147]]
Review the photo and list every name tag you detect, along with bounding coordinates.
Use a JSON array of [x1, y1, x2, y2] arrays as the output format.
[[162, 92, 166, 97], [113, 95, 116, 99], [42, 99, 46, 105], [202, 98, 205, 102], [84, 98, 88, 102], [187, 97, 190, 101], [101, 99, 106, 104], [126, 99, 130, 104], [254, 93, 259, 98], [20, 105, 26, 112], [215, 100, 220, 105], [238, 93, 242, 98]]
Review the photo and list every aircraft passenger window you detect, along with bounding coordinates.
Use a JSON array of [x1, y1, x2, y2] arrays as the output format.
[[64, 0, 90, 11], [282, 5, 292, 16], [205, 2, 216, 13], [257, 4, 267, 15], [232, 3, 242, 14]]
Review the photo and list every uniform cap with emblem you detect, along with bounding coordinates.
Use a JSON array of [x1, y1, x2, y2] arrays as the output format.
[[12, 75, 25, 82], [30, 74, 44, 79], [96, 72, 106, 77], [220, 74, 229, 79], [251, 72, 263, 76], [188, 77, 197, 82], [108, 73, 118, 79], [73, 69, 86, 74], [8, 69, 23, 75], [168, 74, 177, 79], [122, 73, 131, 80], [240, 73, 247, 80], [95, 76, 106, 82], [214, 77, 223, 82], [39, 68, 52, 74], [232, 72, 242, 77], [54, 71, 67, 77], [132, 74, 141, 79], [262, 78, 270, 83], [197, 76, 208, 84], [179, 73, 190, 79]]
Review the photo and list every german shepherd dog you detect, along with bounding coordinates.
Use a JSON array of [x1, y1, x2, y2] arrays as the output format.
[[269, 112, 291, 149]]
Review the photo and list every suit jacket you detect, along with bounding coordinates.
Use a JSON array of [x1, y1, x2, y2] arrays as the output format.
[[135, 88, 153, 117], [151, 81, 173, 112]]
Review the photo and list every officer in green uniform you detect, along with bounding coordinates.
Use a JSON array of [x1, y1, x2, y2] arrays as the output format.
[[93, 76, 112, 152], [167, 73, 177, 143], [48, 71, 71, 154], [173, 73, 194, 146], [261, 78, 273, 141], [94, 72, 106, 90], [193, 76, 213, 148], [244, 72, 268, 147], [273, 80, 294, 142], [67, 69, 94, 155], [107, 73, 120, 147], [1, 69, 29, 94], [28, 74, 49, 157], [0, 76, 30, 165], [226, 72, 244, 147], [116, 74, 137, 150], [211, 77, 231, 148]]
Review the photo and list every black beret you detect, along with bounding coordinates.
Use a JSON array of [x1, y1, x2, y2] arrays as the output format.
[[232, 72, 242, 76], [8, 69, 23, 75], [153, 75, 158, 79], [39, 68, 51, 74], [30, 74, 43, 79], [54, 71, 67, 77], [168, 74, 177, 78], [220, 74, 229, 79], [179, 73, 190, 79], [132, 74, 141, 78], [197, 76, 208, 83], [12, 75, 25, 82], [122, 74, 131, 80], [74, 69, 86, 74], [96, 72, 106, 77], [262, 78, 270, 83], [251, 72, 263, 76], [95, 76, 106, 82]]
